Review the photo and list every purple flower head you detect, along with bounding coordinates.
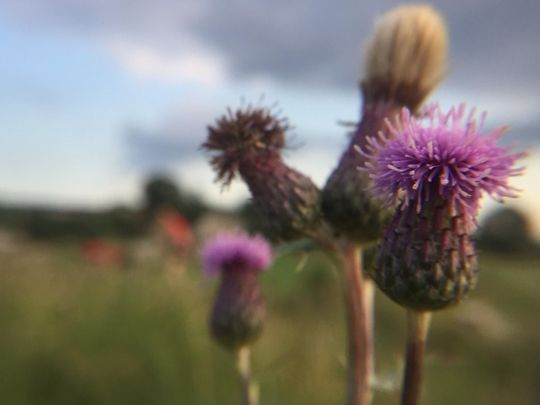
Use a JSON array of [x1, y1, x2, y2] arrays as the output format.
[[361, 103, 525, 221], [201, 231, 272, 277]]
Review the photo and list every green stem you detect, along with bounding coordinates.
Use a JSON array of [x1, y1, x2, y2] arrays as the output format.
[[342, 245, 372, 405], [236, 346, 258, 405], [401, 311, 432, 405]]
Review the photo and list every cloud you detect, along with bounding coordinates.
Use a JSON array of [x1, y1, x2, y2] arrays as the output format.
[[3, 0, 539, 94], [123, 100, 223, 171], [108, 38, 226, 85]]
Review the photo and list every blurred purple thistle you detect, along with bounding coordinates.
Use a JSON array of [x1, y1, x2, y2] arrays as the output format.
[[202, 231, 272, 351], [202, 232, 272, 277]]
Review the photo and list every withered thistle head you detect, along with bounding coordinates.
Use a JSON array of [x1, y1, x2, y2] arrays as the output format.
[[363, 4, 448, 111], [202, 231, 272, 350], [203, 106, 321, 241], [203, 107, 286, 187], [322, 5, 448, 244], [363, 104, 524, 310]]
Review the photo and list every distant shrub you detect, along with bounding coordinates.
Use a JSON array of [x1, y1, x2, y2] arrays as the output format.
[[477, 207, 537, 253], [143, 174, 207, 223]]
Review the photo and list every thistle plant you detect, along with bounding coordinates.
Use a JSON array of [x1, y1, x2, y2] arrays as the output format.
[[200, 4, 524, 405], [201, 231, 272, 405], [362, 104, 524, 404]]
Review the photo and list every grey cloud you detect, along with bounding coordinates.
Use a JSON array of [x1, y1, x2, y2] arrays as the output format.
[[193, 0, 368, 86], [436, 0, 540, 92], [124, 128, 199, 172], [3, 0, 539, 93], [505, 123, 540, 147], [122, 101, 223, 172]]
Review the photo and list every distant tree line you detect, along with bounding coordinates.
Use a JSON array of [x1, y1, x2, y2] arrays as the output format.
[[0, 174, 209, 240], [0, 175, 537, 253], [142, 175, 207, 223], [0, 205, 145, 240]]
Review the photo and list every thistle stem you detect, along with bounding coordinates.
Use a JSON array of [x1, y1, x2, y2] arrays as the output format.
[[342, 245, 372, 405], [236, 346, 258, 405], [401, 310, 432, 405], [363, 277, 375, 385]]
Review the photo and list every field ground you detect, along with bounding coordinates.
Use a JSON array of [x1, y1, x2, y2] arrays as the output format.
[[0, 241, 539, 405]]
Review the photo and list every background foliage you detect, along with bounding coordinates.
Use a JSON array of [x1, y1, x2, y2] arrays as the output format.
[[1, 239, 539, 405]]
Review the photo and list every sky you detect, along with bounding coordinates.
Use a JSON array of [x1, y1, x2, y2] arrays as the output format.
[[0, 0, 539, 232]]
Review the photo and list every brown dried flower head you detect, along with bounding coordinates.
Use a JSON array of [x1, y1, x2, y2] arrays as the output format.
[[203, 107, 287, 187], [203, 106, 321, 241]]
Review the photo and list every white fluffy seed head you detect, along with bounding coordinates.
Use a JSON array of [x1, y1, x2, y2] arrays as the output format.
[[362, 4, 448, 111]]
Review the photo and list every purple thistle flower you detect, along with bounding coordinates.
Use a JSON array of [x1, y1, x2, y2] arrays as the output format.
[[201, 231, 272, 350], [361, 104, 524, 310], [202, 231, 272, 277], [363, 103, 524, 224]]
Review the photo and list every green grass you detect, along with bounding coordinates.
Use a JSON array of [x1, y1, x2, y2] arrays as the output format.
[[0, 243, 539, 404]]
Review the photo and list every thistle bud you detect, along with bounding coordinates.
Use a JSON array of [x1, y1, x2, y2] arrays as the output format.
[[363, 104, 524, 310], [202, 107, 321, 241], [202, 232, 272, 350], [375, 201, 478, 310], [322, 5, 448, 243]]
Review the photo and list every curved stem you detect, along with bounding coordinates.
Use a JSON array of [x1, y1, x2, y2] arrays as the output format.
[[401, 311, 432, 405], [342, 245, 372, 405], [236, 346, 258, 405]]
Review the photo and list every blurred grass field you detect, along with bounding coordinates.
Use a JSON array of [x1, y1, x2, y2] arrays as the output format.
[[1, 241, 539, 405]]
